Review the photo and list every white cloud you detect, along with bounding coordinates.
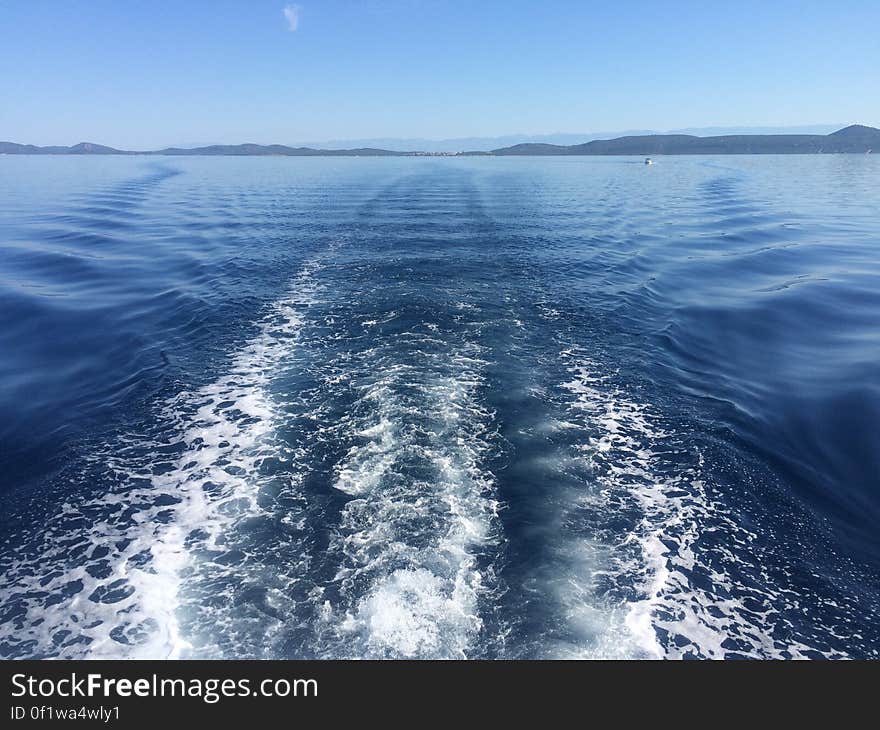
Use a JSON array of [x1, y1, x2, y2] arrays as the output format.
[[283, 4, 301, 32]]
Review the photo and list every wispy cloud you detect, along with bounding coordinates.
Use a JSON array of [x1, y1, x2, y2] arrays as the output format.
[[283, 4, 301, 32]]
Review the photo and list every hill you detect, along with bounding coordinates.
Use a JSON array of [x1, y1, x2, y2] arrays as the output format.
[[153, 144, 402, 156], [0, 141, 130, 155], [488, 125, 880, 155], [2, 126, 878, 156]]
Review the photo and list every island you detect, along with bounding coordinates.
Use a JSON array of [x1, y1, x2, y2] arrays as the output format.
[[2, 125, 878, 157]]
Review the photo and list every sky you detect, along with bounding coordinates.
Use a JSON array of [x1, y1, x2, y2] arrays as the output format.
[[2, 0, 879, 149]]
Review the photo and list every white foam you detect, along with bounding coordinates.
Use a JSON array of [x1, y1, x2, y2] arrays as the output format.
[[556, 349, 855, 659], [317, 346, 500, 659], [0, 260, 323, 658], [354, 567, 480, 658]]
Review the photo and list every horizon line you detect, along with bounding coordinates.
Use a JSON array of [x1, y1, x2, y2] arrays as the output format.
[[2, 124, 878, 157]]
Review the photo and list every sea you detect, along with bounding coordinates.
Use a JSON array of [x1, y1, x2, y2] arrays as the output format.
[[0, 154, 878, 659]]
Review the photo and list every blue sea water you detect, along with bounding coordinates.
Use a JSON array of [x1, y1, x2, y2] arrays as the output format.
[[0, 154, 878, 659]]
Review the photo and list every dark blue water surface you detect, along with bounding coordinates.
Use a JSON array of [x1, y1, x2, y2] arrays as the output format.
[[0, 155, 878, 659]]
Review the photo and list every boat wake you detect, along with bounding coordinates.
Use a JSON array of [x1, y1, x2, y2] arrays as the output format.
[[311, 342, 502, 658], [2, 162, 877, 661], [556, 348, 870, 659], [0, 247, 505, 659], [0, 259, 323, 658]]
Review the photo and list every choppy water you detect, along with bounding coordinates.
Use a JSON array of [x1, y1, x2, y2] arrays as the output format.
[[0, 155, 878, 659]]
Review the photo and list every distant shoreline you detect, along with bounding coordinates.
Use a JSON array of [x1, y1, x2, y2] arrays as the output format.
[[2, 125, 877, 157]]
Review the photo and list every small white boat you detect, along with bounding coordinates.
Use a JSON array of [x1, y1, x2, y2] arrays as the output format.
[[644, 157, 654, 165]]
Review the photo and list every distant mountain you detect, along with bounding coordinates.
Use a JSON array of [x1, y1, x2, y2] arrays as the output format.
[[489, 125, 880, 155], [154, 144, 402, 156], [825, 124, 880, 150], [297, 126, 845, 152], [0, 141, 403, 157], [3, 126, 878, 157], [0, 141, 130, 155], [294, 131, 658, 153]]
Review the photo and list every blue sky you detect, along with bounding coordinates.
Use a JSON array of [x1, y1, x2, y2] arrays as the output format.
[[2, 0, 878, 148]]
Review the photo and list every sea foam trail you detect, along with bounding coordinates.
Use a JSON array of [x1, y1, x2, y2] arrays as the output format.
[[0, 260, 322, 659], [554, 351, 703, 658], [310, 336, 502, 659], [557, 349, 863, 659]]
